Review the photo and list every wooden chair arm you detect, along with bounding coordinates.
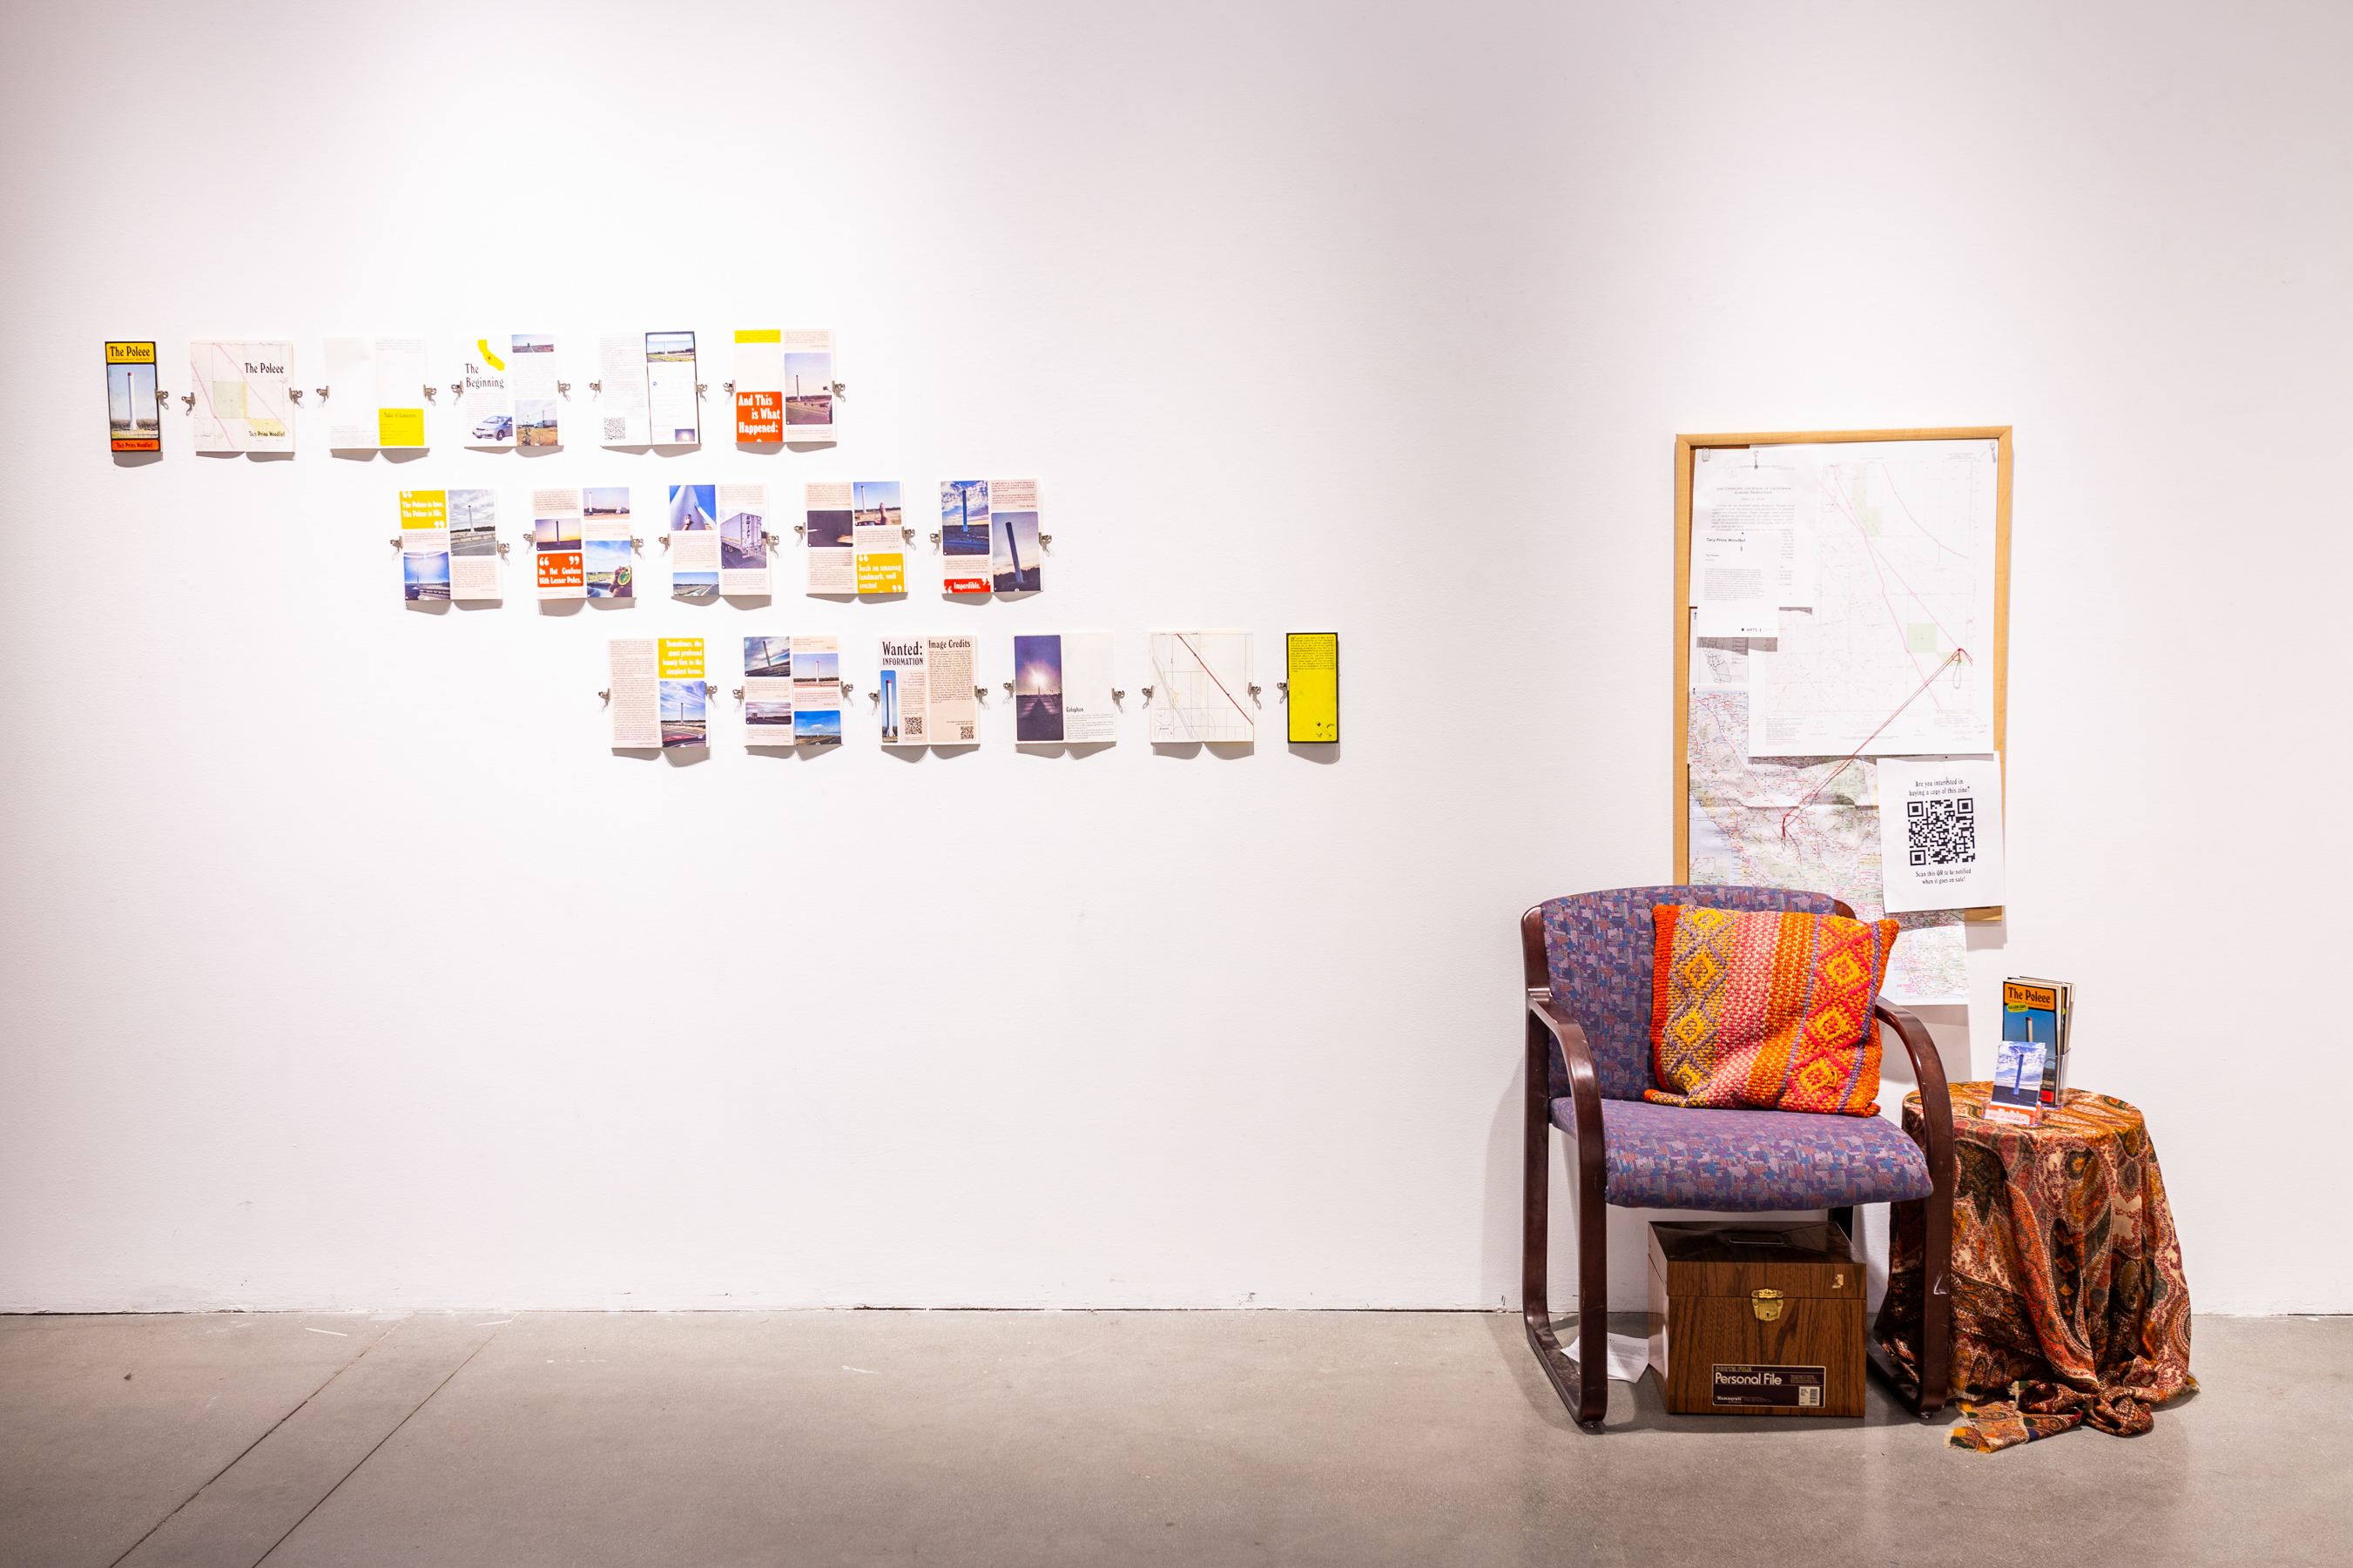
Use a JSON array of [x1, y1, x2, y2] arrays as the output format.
[[1527, 990, 1605, 1152], [1874, 999, 1952, 1173]]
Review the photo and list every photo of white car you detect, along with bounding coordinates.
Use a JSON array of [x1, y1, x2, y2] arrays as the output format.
[[471, 412, 513, 441]]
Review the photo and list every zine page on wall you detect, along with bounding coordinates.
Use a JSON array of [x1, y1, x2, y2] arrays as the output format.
[[873, 636, 979, 746], [927, 636, 979, 744], [940, 480, 991, 594], [1061, 634, 1116, 743], [595, 334, 651, 447], [733, 329, 781, 443], [447, 488, 499, 600], [718, 485, 768, 595], [991, 479, 1042, 593], [782, 327, 834, 441], [323, 337, 373, 448], [791, 635, 841, 746], [852, 481, 906, 594], [658, 638, 706, 749], [534, 488, 585, 600], [743, 636, 793, 747], [458, 338, 515, 448], [1285, 632, 1338, 744], [668, 484, 718, 601], [509, 334, 559, 446], [372, 338, 426, 448], [1878, 755, 2006, 914], [878, 636, 928, 746], [1744, 439, 1998, 758], [189, 340, 293, 454], [1149, 631, 1254, 744], [323, 337, 426, 448], [609, 639, 658, 748], [583, 488, 633, 599], [610, 638, 703, 748], [106, 341, 160, 454], [398, 491, 450, 602], [805, 481, 854, 595], [1015, 634, 1116, 744], [644, 331, 698, 445]]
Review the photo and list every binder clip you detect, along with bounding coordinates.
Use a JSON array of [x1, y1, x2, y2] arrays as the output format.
[[973, 687, 988, 699], [314, 387, 330, 401], [422, 385, 437, 401], [838, 680, 853, 697], [597, 689, 610, 701], [1111, 689, 1126, 701], [588, 380, 602, 394], [630, 537, 644, 551], [927, 531, 941, 547], [732, 687, 745, 699], [556, 380, 571, 396], [762, 532, 779, 548], [1247, 683, 1261, 698], [696, 383, 707, 398], [179, 392, 195, 410], [387, 537, 401, 548], [829, 380, 847, 397], [1039, 534, 1053, 548], [702, 683, 716, 697], [1002, 682, 1014, 694], [1140, 686, 1154, 699], [657, 535, 671, 547], [288, 388, 304, 404], [723, 381, 734, 395], [448, 382, 464, 399]]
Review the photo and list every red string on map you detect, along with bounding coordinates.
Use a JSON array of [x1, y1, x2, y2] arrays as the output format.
[[1776, 649, 1971, 841]]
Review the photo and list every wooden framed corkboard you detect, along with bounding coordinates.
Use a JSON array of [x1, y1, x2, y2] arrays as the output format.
[[1674, 427, 2011, 922]]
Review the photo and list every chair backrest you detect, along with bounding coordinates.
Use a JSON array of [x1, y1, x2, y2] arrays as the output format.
[[1534, 885, 1840, 1102]]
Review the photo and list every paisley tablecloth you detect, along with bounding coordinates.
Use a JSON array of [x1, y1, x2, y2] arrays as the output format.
[[1877, 1085, 2195, 1452]]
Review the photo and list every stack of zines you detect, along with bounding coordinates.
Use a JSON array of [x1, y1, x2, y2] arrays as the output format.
[[1986, 977, 2074, 1127]]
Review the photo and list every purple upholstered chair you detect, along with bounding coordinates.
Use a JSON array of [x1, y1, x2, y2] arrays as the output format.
[[1520, 886, 1953, 1428]]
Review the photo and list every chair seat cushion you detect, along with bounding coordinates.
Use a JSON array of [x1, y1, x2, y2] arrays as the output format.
[[1553, 1096, 1935, 1211]]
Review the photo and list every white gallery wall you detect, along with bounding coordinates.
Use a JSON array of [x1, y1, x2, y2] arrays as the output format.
[[2, 1, 2346, 1316]]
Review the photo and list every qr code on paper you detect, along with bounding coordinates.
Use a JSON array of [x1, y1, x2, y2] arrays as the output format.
[[905, 717, 923, 737], [603, 417, 627, 441], [1907, 797, 1976, 866]]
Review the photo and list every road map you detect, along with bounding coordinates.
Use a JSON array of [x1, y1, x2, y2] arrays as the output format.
[[1683, 433, 1999, 1006], [1688, 690, 1965, 1003], [1747, 440, 1999, 758]]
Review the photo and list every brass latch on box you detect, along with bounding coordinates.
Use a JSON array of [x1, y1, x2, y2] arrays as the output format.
[[1750, 1288, 1784, 1322]]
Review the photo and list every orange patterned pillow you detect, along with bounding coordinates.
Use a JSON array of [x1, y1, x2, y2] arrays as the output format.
[[1647, 905, 1899, 1116]]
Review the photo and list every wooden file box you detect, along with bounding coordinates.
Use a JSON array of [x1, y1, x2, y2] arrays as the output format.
[[1646, 1219, 1865, 1417]]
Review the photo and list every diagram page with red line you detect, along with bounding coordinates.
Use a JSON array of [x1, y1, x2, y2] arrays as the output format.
[[1744, 439, 1998, 758], [1148, 631, 1254, 744]]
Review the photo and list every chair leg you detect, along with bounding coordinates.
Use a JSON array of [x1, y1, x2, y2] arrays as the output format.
[[1521, 1026, 1582, 1422], [1572, 1151, 1608, 1426], [1916, 1183, 1952, 1417]]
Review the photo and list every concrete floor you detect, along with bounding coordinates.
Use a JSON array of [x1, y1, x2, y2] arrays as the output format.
[[0, 1312, 2340, 1568]]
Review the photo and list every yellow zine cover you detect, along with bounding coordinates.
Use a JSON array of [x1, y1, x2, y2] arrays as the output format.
[[1286, 632, 1338, 744]]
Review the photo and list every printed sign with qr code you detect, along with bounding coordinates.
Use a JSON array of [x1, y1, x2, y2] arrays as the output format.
[[1906, 795, 1976, 867]]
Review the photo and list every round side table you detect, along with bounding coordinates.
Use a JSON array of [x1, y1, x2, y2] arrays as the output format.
[[1876, 1084, 2195, 1449]]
